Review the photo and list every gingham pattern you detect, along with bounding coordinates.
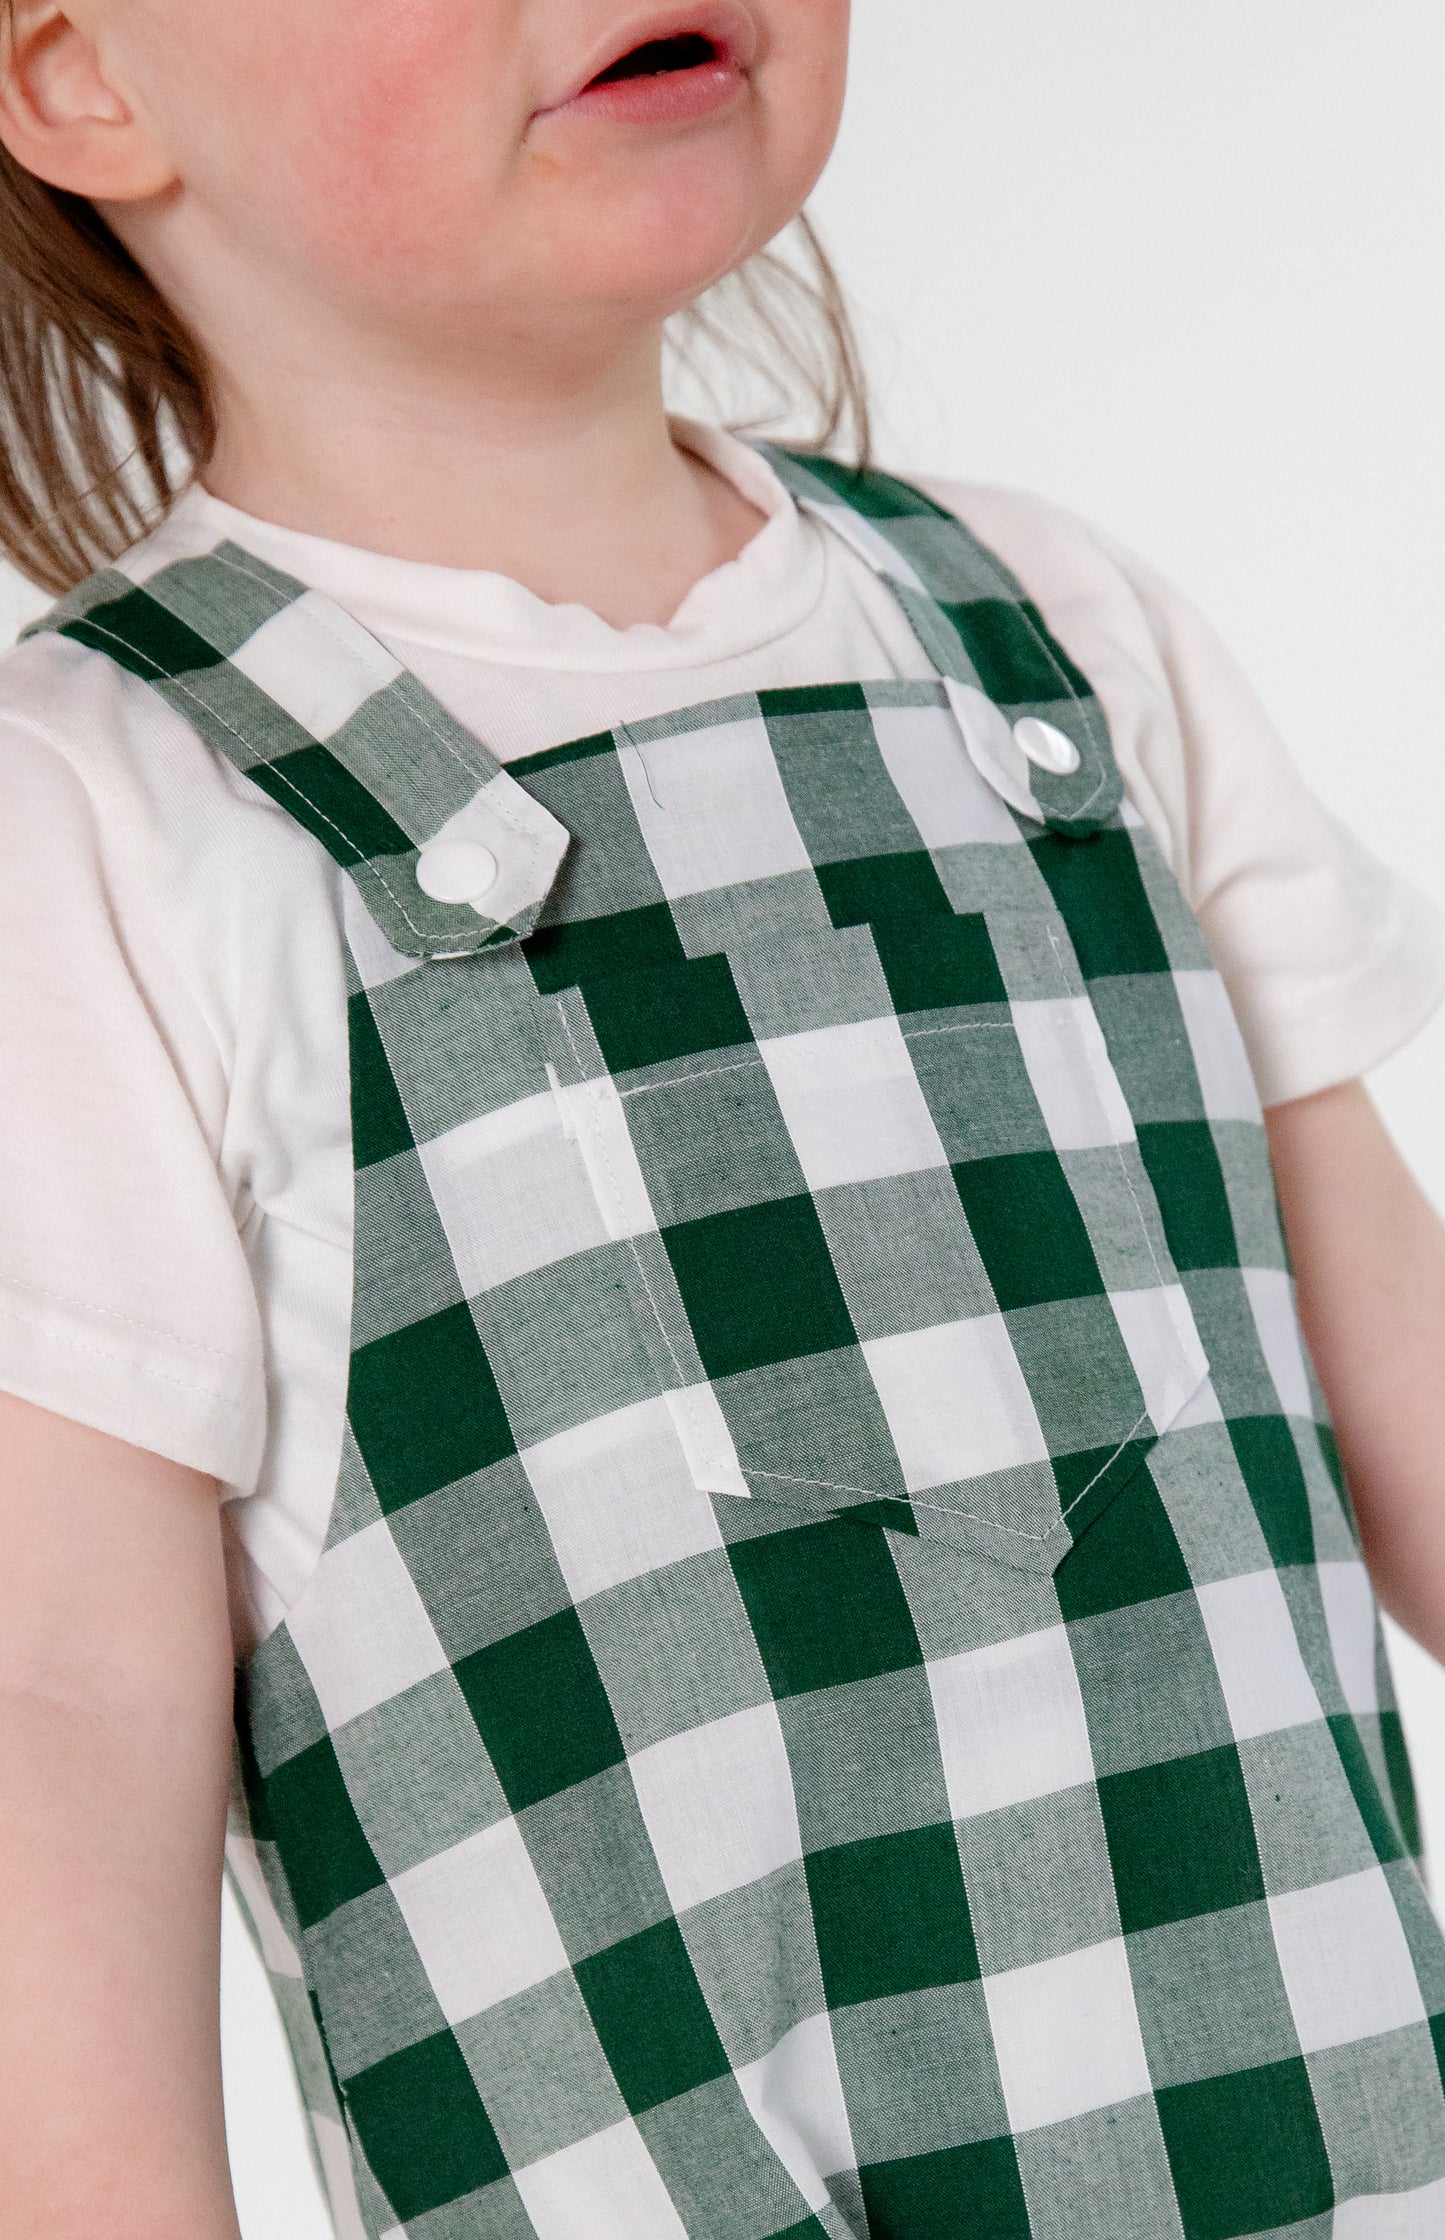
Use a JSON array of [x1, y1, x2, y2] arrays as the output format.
[[36, 455, 1445, 2238]]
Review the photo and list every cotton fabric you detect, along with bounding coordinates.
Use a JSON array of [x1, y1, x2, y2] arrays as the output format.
[[34, 451, 1445, 2239], [0, 426, 1437, 1641]]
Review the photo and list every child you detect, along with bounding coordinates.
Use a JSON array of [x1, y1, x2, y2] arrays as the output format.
[[1, 2, 1444, 2236]]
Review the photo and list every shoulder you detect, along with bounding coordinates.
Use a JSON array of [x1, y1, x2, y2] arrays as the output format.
[[910, 475, 1184, 686], [0, 621, 340, 922], [0, 618, 348, 1129], [905, 476, 1207, 874]]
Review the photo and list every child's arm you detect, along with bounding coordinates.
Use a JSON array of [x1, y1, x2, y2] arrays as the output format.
[[1268, 1080, 1445, 1659], [0, 1394, 242, 2240]]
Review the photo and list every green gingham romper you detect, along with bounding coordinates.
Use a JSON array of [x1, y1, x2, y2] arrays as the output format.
[[31, 454, 1445, 2239]]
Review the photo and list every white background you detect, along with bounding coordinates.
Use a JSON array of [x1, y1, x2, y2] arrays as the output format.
[[11, 3, 1443, 2230]]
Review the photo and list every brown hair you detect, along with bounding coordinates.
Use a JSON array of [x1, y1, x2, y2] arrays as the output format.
[[0, 110, 870, 596]]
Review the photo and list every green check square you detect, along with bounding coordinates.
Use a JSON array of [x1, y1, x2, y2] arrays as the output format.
[[1030, 830, 1171, 980], [952, 1151, 1103, 1310], [1136, 1121, 1239, 1272], [345, 2030, 509, 2221], [456, 1608, 627, 1811], [859, 2137, 1031, 2238], [663, 1194, 855, 1379], [525, 900, 686, 993], [1055, 1458, 1193, 1619], [252, 743, 414, 865], [807, 1825, 980, 2007], [870, 910, 1007, 1016], [582, 954, 752, 1074], [1098, 1745, 1266, 1932], [1381, 1709, 1424, 1861], [347, 1302, 516, 1512], [1227, 1416, 1316, 1571], [818, 850, 953, 929], [1329, 1714, 1407, 1867], [348, 991, 416, 1170], [62, 585, 226, 681], [729, 1516, 921, 1698], [761, 682, 871, 719], [949, 594, 1093, 704], [575, 1917, 731, 2114], [1156, 2058, 1333, 2240], [264, 1734, 385, 1931]]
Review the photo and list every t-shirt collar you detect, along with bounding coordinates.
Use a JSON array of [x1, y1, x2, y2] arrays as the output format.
[[153, 420, 826, 675]]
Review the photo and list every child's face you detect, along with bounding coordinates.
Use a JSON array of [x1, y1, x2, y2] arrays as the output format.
[[104, 0, 851, 358]]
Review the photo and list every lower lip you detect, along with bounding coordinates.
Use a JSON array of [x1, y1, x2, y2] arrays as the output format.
[[545, 57, 746, 129]]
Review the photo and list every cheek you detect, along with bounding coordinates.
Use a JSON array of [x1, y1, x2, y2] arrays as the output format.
[[200, 0, 519, 283]]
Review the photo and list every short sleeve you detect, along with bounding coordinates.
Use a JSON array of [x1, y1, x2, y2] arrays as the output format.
[[1103, 544, 1445, 1105], [921, 478, 1445, 1106], [0, 659, 267, 1485]]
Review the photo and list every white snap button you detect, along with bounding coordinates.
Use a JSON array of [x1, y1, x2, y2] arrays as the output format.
[[415, 838, 499, 906], [1013, 718, 1081, 776]]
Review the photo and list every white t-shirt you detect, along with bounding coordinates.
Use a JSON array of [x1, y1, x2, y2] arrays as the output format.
[[1, 423, 1439, 1644]]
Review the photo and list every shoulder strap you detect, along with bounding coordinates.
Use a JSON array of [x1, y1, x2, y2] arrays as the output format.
[[25, 542, 569, 959], [763, 448, 1123, 834]]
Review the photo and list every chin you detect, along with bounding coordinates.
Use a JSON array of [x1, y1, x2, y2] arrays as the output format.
[[535, 170, 782, 314]]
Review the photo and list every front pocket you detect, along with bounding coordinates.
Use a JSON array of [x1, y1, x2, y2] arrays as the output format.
[[534, 917, 1210, 1576]]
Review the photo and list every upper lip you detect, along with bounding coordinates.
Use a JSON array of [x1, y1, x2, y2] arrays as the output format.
[[538, 1, 760, 113]]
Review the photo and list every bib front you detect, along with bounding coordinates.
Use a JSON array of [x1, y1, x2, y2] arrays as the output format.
[[32, 455, 1445, 2240]]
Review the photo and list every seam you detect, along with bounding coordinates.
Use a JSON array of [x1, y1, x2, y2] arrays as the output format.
[[619, 1056, 765, 1098], [0, 1266, 239, 1356], [0, 1295, 249, 1404], [744, 1413, 1152, 1546], [927, 529, 1115, 818], [616, 1025, 1010, 1095], [899, 1019, 1006, 1045], [805, 487, 1114, 819], [554, 1002, 691, 1392], [1043, 926, 1175, 1313], [199, 549, 546, 853], [70, 607, 527, 954]]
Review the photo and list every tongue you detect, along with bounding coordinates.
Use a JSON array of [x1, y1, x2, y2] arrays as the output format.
[[591, 33, 717, 84]]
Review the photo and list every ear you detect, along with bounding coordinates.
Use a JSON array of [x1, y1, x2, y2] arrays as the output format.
[[0, 0, 175, 199]]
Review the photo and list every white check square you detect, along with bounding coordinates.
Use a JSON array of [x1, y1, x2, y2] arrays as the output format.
[[1174, 972, 1263, 1124], [1244, 1268, 1314, 1420], [1109, 1283, 1210, 1434], [629, 1703, 803, 1914], [985, 1937, 1152, 2132], [421, 1092, 611, 1295], [760, 1016, 948, 1190], [1318, 1560, 1381, 1716], [1011, 998, 1136, 1151], [863, 1316, 1051, 1492], [230, 589, 403, 738], [391, 1818, 568, 2024], [1197, 1570, 1323, 1742], [736, 2013, 855, 2212], [514, 2119, 689, 2240], [619, 719, 811, 898], [286, 1522, 449, 1731], [929, 1625, 1096, 1820], [1333, 2174, 1445, 2237], [524, 1395, 725, 1603], [553, 1074, 659, 1242], [871, 703, 1023, 848], [1270, 1868, 1426, 2053]]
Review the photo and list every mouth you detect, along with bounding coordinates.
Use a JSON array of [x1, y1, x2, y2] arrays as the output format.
[[538, 4, 758, 127]]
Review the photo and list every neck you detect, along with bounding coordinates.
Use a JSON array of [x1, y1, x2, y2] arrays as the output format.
[[197, 322, 765, 627]]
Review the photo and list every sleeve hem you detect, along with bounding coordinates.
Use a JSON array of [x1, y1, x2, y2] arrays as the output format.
[[1246, 890, 1445, 1108], [0, 1281, 265, 1491]]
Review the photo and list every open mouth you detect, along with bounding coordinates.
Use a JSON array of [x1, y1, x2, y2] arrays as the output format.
[[586, 32, 723, 87], [541, 8, 755, 122]]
